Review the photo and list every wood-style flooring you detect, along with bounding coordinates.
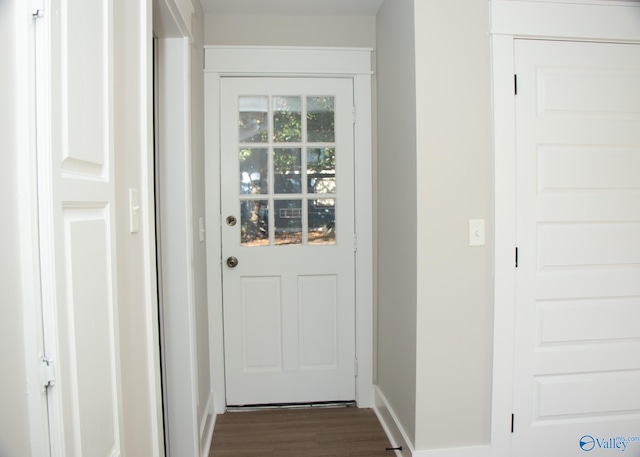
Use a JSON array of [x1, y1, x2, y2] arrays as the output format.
[[208, 406, 395, 457]]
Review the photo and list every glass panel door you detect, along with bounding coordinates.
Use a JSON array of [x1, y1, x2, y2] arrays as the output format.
[[220, 77, 356, 406], [235, 94, 338, 247]]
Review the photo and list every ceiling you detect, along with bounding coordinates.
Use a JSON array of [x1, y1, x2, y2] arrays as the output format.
[[200, 0, 385, 16]]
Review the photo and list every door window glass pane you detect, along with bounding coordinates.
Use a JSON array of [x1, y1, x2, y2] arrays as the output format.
[[307, 96, 335, 143], [273, 96, 301, 143], [241, 200, 269, 246], [307, 148, 336, 194], [275, 200, 302, 246], [274, 148, 302, 194], [240, 148, 268, 195], [239, 96, 269, 143], [308, 199, 336, 245]]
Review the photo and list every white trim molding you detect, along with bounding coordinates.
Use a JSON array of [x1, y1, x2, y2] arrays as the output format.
[[490, 1, 640, 457], [204, 46, 374, 76], [157, 36, 200, 457], [374, 386, 410, 457], [18, 0, 51, 453], [491, 0, 640, 42], [199, 392, 216, 457], [204, 46, 374, 411]]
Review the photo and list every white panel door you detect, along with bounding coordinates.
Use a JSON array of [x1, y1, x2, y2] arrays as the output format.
[[36, 1, 124, 456], [513, 40, 640, 456], [220, 77, 356, 406]]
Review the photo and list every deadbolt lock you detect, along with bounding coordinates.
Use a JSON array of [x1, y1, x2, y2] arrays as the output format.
[[226, 256, 239, 268], [226, 215, 237, 226]]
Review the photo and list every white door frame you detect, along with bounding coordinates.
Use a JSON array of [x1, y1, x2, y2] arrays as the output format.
[[16, 0, 51, 454], [490, 1, 640, 455], [204, 46, 374, 412], [154, 0, 216, 455]]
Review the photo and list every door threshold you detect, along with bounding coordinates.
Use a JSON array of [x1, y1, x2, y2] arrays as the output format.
[[226, 400, 357, 412]]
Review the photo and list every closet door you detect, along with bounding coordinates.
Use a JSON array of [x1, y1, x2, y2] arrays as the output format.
[[512, 39, 640, 456], [36, 2, 124, 455]]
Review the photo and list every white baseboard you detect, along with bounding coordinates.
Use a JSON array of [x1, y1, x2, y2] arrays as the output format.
[[199, 392, 216, 457], [373, 386, 413, 456], [373, 386, 493, 457], [413, 445, 491, 457]]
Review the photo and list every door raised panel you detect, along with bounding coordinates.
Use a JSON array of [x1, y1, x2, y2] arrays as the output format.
[[61, 0, 110, 179], [240, 277, 283, 372], [534, 370, 640, 420], [61, 208, 119, 456], [538, 297, 640, 344], [299, 275, 338, 370]]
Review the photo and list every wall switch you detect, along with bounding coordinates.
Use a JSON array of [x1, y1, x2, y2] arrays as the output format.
[[129, 188, 140, 233], [469, 219, 485, 246], [199, 217, 205, 242]]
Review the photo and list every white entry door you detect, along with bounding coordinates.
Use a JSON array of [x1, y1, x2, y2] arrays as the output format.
[[220, 77, 356, 406], [36, 1, 124, 455], [512, 39, 640, 456]]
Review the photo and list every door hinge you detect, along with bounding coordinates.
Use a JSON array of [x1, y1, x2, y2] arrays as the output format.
[[352, 106, 356, 124], [354, 234, 358, 253], [41, 358, 55, 392], [511, 414, 515, 433], [31, 0, 45, 18], [514, 74, 518, 95], [515, 247, 519, 268], [354, 358, 358, 377]]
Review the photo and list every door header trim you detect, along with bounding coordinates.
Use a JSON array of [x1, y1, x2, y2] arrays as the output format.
[[491, 0, 640, 42], [204, 46, 373, 76]]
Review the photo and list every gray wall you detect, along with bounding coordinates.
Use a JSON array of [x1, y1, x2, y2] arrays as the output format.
[[376, 0, 493, 450], [413, 0, 493, 450], [191, 6, 212, 439], [375, 0, 418, 445], [205, 14, 375, 47], [0, 1, 33, 455]]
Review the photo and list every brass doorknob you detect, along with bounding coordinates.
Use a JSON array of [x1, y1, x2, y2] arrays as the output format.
[[226, 256, 239, 268]]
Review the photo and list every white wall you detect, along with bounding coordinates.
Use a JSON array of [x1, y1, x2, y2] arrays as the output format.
[[375, 0, 418, 446], [205, 14, 375, 47], [413, 0, 493, 450], [156, 1, 211, 455], [0, 2, 33, 455], [190, 8, 213, 452], [158, 37, 199, 456], [1, 1, 164, 456], [113, 0, 165, 455]]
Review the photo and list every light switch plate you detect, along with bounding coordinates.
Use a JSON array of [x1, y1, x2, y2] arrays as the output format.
[[199, 217, 205, 242], [469, 219, 485, 246], [129, 188, 140, 233]]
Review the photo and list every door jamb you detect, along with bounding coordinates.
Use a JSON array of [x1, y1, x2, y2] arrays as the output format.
[[204, 46, 374, 412], [17, 0, 51, 454]]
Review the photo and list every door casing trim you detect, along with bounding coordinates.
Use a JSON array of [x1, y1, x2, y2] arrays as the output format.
[[204, 46, 374, 412]]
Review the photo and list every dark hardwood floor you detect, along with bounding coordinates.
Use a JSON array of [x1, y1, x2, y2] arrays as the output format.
[[209, 406, 395, 457]]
